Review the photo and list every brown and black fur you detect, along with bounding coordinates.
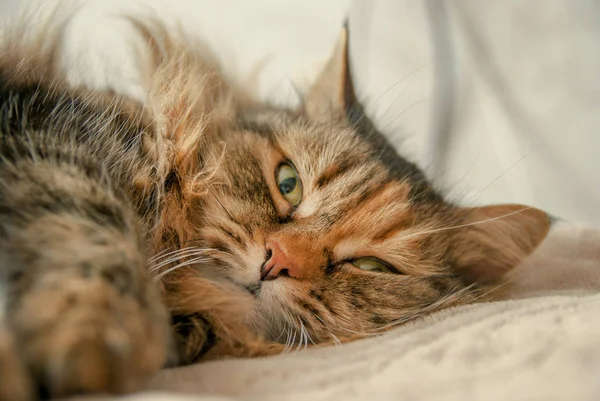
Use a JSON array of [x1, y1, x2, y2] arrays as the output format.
[[0, 18, 550, 401]]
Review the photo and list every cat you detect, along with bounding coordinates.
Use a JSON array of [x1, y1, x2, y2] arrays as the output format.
[[0, 16, 550, 401]]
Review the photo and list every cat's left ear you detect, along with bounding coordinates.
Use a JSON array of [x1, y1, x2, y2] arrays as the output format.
[[304, 25, 356, 121], [450, 204, 551, 284]]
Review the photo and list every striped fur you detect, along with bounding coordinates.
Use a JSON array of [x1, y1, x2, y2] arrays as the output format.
[[0, 16, 550, 400]]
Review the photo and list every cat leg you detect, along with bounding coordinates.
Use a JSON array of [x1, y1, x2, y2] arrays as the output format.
[[0, 160, 171, 399]]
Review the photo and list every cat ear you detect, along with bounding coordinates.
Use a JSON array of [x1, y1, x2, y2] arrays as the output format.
[[304, 25, 356, 120], [450, 204, 551, 283]]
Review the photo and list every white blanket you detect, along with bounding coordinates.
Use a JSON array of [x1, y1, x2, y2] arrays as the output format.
[[1, 1, 599, 400]]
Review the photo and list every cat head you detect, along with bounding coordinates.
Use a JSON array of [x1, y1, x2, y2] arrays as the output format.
[[155, 28, 550, 349]]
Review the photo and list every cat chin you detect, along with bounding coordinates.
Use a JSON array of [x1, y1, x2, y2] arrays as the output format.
[[253, 281, 299, 332]]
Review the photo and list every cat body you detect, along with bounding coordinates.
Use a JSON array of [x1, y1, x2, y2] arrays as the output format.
[[0, 19, 549, 400]]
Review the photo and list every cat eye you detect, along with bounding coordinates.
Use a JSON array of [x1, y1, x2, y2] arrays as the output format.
[[351, 257, 396, 274], [276, 162, 302, 206]]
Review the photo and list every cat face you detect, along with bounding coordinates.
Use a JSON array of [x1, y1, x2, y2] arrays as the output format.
[[159, 29, 550, 348], [198, 110, 470, 342]]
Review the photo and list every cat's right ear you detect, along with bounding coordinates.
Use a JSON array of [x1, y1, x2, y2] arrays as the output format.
[[304, 25, 357, 121]]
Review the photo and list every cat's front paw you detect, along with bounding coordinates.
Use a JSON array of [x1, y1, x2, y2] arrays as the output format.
[[10, 277, 170, 399]]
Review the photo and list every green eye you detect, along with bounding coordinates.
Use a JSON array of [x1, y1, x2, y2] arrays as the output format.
[[351, 258, 395, 274], [276, 162, 302, 206]]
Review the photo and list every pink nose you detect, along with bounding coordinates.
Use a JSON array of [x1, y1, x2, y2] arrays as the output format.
[[261, 240, 299, 281]]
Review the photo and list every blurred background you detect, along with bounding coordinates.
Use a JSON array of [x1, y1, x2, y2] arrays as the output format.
[[1, 0, 599, 225]]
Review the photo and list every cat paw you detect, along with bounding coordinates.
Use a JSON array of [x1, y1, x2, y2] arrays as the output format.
[[10, 277, 170, 398]]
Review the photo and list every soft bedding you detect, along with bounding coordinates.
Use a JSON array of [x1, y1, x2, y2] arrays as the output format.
[[0, 1, 598, 400]]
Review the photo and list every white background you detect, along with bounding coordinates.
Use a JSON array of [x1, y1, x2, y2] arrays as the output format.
[[1, 0, 599, 225]]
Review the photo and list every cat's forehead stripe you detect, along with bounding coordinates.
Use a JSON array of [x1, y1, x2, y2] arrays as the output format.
[[315, 159, 355, 189]]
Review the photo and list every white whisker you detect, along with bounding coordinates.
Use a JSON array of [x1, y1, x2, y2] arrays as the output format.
[[330, 333, 342, 348], [352, 61, 432, 130], [296, 324, 304, 352], [148, 247, 176, 263], [305, 326, 316, 346], [152, 255, 210, 281], [404, 206, 532, 239], [290, 329, 297, 352], [150, 247, 208, 265], [379, 97, 430, 132], [474, 144, 541, 197], [149, 246, 202, 263], [283, 326, 292, 354], [297, 318, 309, 351], [149, 248, 217, 272], [273, 326, 287, 342], [150, 251, 212, 272]]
